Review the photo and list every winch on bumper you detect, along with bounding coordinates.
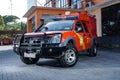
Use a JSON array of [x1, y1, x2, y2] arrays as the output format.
[[13, 43, 66, 58]]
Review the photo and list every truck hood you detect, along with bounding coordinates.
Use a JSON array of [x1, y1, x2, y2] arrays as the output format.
[[24, 31, 69, 36]]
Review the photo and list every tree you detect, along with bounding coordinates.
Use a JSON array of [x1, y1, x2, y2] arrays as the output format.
[[4, 22, 21, 30], [3, 15, 20, 25], [21, 22, 27, 31], [2, 15, 22, 30], [0, 15, 5, 30]]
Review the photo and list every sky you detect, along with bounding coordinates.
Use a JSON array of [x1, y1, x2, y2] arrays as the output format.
[[0, 0, 46, 22]]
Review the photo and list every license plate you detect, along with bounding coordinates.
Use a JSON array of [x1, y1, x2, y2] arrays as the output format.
[[24, 52, 36, 58]]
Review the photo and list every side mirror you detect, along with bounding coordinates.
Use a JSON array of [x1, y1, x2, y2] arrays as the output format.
[[44, 27, 48, 31], [76, 27, 83, 32]]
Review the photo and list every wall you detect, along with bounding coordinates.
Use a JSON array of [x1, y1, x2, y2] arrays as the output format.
[[27, 10, 37, 32], [89, 9, 102, 37], [88, 0, 120, 37], [92, 0, 109, 5]]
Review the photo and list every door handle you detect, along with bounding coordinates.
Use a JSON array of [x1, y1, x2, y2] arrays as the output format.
[[88, 34, 91, 36], [83, 34, 86, 36]]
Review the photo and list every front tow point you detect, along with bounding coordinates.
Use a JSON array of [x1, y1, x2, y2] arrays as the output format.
[[49, 49, 52, 52]]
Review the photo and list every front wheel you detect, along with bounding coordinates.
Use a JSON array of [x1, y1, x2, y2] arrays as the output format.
[[59, 43, 78, 67], [20, 56, 39, 64]]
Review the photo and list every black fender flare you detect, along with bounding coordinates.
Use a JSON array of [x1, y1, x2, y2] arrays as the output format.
[[91, 38, 97, 47], [61, 37, 76, 47]]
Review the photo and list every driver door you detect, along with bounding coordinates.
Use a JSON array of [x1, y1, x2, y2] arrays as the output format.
[[75, 22, 86, 50]]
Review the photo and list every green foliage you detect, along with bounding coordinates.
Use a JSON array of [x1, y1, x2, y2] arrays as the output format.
[[1, 15, 27, 31], [0, 15, 5, 30], [21, 22, 27, 31], [3, 15, 20, 25], [4, 22, 21, 30], [0, 14, 27, 38], [2, 21, 27, 31]]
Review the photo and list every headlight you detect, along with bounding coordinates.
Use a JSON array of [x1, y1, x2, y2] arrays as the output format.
[[15, 43, 20, 47], [15, 45, 19, 47], [49, 34, 61, 43]]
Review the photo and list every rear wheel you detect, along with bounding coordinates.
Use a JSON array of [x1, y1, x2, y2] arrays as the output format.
[[87, 43, 97, 57], [20, 56, 39, 64], [59, 43, 78, 67]]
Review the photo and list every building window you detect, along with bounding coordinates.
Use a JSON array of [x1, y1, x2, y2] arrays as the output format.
[[45, 0, 52, 7], [55, 0, 68, 8], [71, 0, 82, 9], [31, 16, 35, 31], [45, 0, 83, 9], [102, 3, 120, 36], [71, 0, 77, 9], [55, 0, 61, 8], [61, 0, 68, 8], [42, 14, 56, 23], [86, 2, 92, 7]]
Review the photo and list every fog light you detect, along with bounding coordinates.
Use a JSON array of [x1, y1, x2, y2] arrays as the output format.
[[36, 50, 40, 54], [15, 45, 19, 47], [49, 49, 52, 52]]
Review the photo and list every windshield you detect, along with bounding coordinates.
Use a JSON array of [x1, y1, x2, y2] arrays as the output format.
[[38, 20, 74, 32]]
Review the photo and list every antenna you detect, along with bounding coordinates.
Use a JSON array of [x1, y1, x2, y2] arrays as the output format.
[[10, 0, 12, 15], [32, 0, 43, 6], [37, 0, 42, 6]]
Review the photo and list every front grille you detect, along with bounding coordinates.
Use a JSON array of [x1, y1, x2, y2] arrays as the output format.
[[20, 34, 60, 48], [23, 35, 44, 44], [42, 43, 59, 47], [20, 35, 44, 49]]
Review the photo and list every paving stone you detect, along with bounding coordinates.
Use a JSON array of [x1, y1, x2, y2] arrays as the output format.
[[0, 45, 120, 80]]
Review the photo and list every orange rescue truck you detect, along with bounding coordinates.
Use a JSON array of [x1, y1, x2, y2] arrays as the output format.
[[13, 12, 98, 67]]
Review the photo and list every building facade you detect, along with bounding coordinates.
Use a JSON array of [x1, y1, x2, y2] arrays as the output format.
[[45, 0, 84, 9], [24, 7, 79, 32], [27, 0, 37, 10], [44, 0, 110, 9], [27, 0, 46, 10], [24, 0, 120, 40]]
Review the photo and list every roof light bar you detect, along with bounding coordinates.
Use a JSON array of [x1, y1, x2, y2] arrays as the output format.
[[53, 16, 78, 21]]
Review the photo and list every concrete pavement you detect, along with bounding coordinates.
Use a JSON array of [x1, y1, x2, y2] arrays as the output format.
[[0, 45, 120, 80]]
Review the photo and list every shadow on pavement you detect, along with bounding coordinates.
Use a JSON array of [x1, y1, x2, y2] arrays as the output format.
[[1, 46, 120, 69], [36, 54, 87, 68], [36, 59, 62, 68]]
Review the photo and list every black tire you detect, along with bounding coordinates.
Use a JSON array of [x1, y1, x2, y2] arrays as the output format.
[[87, 43, 97, 57], [59, 43, 78, 67], [20, 56, 39, 64]]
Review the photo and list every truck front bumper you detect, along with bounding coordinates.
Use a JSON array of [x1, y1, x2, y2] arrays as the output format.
[[13, 44, 66, 58]]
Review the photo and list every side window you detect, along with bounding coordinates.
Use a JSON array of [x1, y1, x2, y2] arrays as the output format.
[[75, 22, 83, 32], [82, 22, 89, 33]]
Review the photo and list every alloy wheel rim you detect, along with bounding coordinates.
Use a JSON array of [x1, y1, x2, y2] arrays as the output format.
[[65, 49, 76, 64]]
